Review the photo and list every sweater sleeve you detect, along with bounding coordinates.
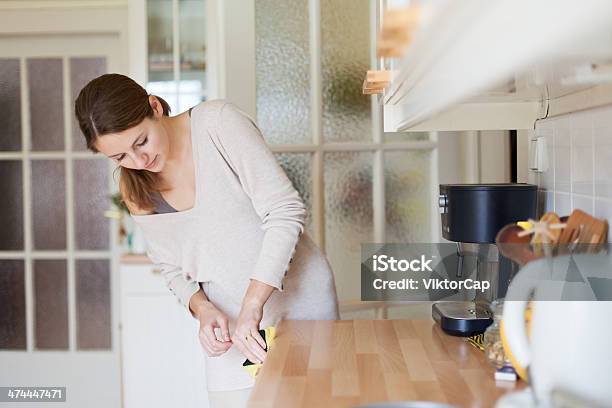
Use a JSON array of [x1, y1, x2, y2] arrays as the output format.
[[215, 102, 307, 291], [146, 248, 200, 317]]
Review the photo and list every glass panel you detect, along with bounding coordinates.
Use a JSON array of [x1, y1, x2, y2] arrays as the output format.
[[148, 0, 174, 81], [76, 259, 111, 349], [70, 57, 107, 151], [385, 131, 430, 143], [274, 153, 313, 233], [324, 152, 373, 300], [385, 151, 432, 242], [34, 260, 68, 350], [148, 0, 178, 113], [255, 0, 310, 144], [179, 0, 206, 111], [0, 161, 24, 250], [74, 159, 109, 250], [32, 160, 67, 250], [321, 0, 371, 143], [28, 58, 64, 151], [0, 260, 26, 349], [0, 59, 22, 151]]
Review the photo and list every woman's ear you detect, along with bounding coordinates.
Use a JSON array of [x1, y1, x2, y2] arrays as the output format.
[[148, 95, 163, 118]]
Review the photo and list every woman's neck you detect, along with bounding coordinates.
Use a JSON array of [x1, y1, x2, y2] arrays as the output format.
[[164, 111, 192, 164], [157, 111, 192, 188]]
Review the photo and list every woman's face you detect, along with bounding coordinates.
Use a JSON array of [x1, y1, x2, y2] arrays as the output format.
[[94, 97, 169, 172]]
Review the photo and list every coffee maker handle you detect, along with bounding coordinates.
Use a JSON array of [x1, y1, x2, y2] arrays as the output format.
[[502, 267, 537, 370]]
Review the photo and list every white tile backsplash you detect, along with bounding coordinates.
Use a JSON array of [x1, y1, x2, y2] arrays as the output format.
[[570, 123, 593, 195], [554, 118, 571, 193], [544, 191, 554, 213], [572, 194, 594, 214], [593, 106, 612, 199], [555, 192, 571, 216], [532, 105, 612, 219], [594, 198, 612, 235]]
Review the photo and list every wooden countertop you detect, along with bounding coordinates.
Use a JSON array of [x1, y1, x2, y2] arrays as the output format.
[[248, 320, 526, 408], [120, 253, 152, 264]]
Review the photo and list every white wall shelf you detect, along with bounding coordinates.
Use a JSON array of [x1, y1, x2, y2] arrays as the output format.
[[385, 100, 544, 132], [381, 0, 612, 132]]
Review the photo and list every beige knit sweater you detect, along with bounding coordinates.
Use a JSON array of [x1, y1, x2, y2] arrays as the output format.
[[131, 100, 339, 391]]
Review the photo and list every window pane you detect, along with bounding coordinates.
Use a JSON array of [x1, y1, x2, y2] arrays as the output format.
[[0, 161, 24, 250], [0, 58, 22, 151], [70, 57, 107, 151], [28, 58, 64, 151], [32, 160, 67, 250], [385, 151, 432, 242], [147, 0, 178, 113], [255, 0, 311, 144], [74, 159, 109, 250], [321, 0, 371, 143], [275, 153, 313, 233], [148, 0, 173, 79], [324, 152, 373, 300], [0, 260, 26, 349], [179, 0, 206, 109], [34, 260, 68, 350], [76, 259, 111, 350]]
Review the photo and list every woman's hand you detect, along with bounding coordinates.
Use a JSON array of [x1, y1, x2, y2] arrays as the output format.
[[195, 301, 232, 357], [231, 301, 267, 364]]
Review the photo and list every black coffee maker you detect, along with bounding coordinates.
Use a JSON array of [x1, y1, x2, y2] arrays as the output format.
[[432, 183, 538, 336]]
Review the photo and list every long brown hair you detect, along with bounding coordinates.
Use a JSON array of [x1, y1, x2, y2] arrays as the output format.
[[74, 73, 170, 213]]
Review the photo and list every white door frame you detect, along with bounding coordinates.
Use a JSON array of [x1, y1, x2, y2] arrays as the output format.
[[0, 2, 129, 407]]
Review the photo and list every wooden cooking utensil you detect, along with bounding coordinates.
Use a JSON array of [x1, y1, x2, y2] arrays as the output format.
[[531, 212, 563, 256], [557, 209, 591, 254], [496, 223, 540, 266], [557, 209, 609, 254], [580, 218, 609, 253]]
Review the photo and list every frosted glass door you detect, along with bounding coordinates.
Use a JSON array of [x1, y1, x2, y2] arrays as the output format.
[[0, 16, 125, 406], [253, 0, 437, 303]]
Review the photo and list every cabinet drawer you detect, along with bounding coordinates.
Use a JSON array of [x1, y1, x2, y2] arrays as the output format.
[[120, 264, 169, 295]]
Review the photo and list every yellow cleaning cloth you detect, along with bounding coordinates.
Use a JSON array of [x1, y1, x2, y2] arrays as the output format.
[[242, 326, 276, 378]]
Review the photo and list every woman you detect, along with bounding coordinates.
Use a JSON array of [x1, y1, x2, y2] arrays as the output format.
[[75, 74, 339, 407]]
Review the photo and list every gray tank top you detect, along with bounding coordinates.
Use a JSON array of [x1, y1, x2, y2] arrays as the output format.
[[151, 106, 194, 215], [151, 191, 178, 214]]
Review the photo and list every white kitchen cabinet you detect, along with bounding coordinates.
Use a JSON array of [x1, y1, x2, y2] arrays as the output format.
[[379, 0, 612, 132], [120, 263, 208, 408]]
